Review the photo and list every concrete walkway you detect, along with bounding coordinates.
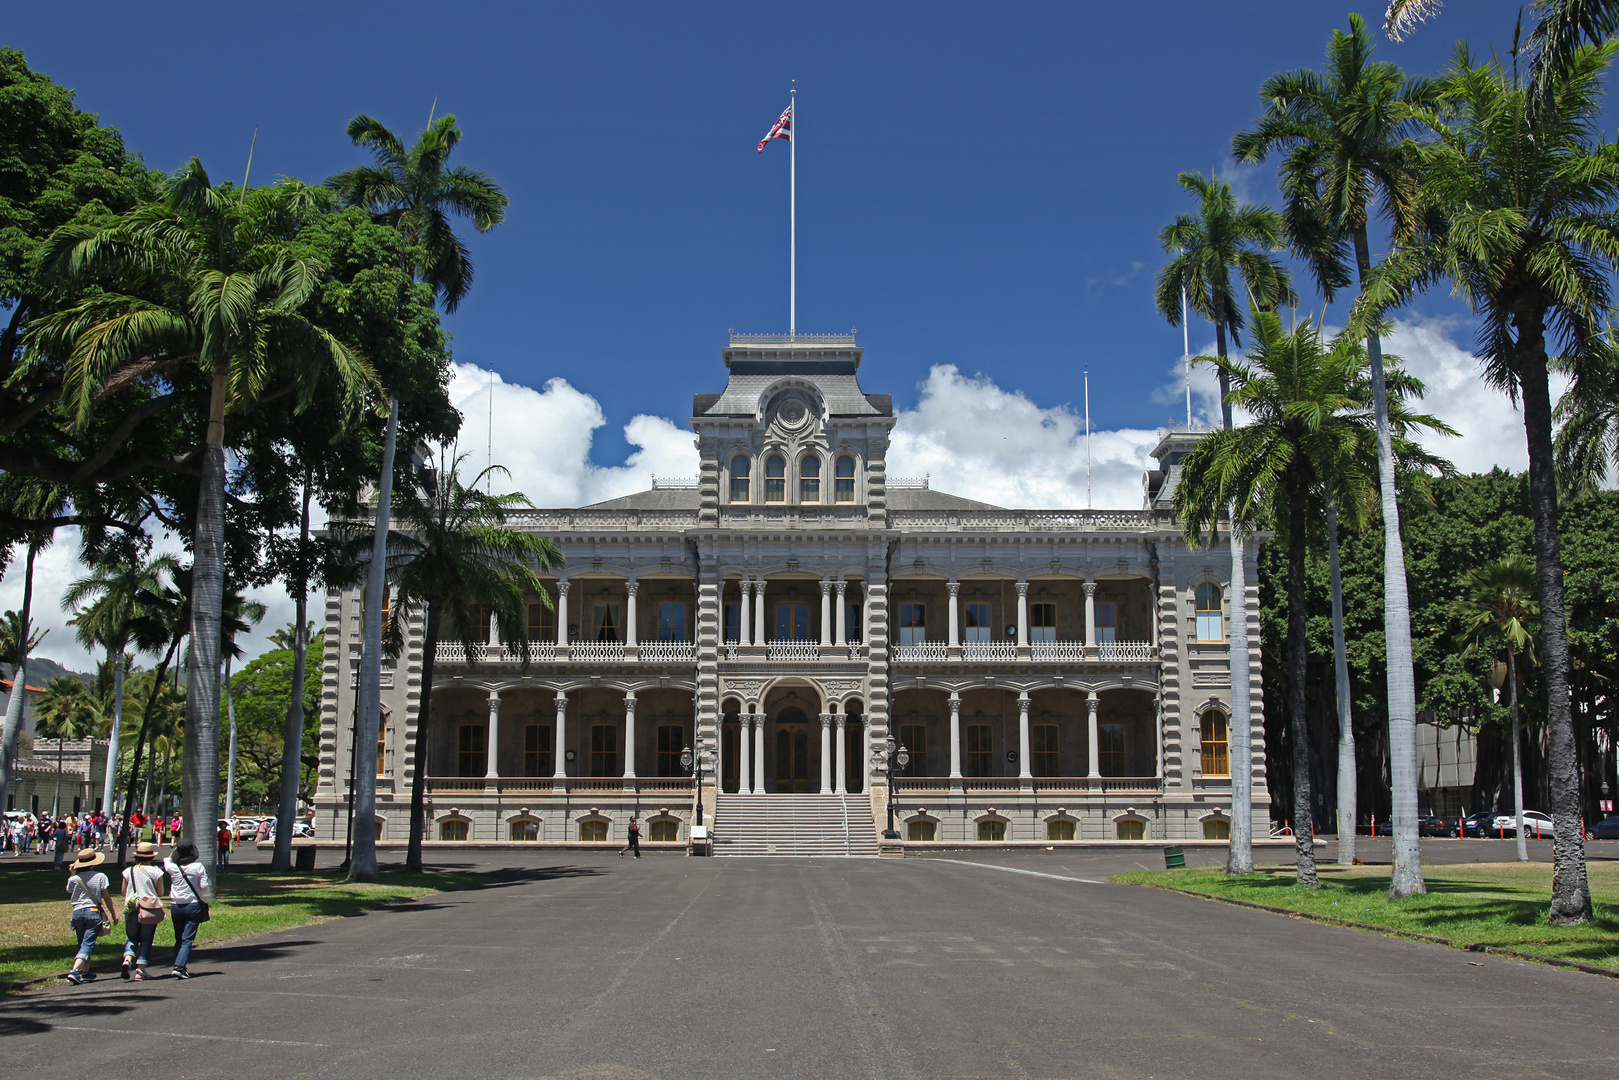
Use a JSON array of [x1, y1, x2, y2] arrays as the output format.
[[3, 846, 1616, 1079]]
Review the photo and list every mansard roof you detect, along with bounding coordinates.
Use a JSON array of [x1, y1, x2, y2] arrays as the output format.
[[574, 484, 1002, 513], [692, 333, 893, 419]]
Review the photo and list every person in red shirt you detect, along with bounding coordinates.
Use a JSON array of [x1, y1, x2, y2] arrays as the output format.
[[216, 821, 232, 871]]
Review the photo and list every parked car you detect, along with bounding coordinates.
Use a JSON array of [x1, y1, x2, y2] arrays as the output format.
[[1518, 810, 1556, 839], [1461, 812, 1500, 838], [1588, 815, 1619, 841], [1418, 815, 1458, 837], [1371, 819, 1393, 836]]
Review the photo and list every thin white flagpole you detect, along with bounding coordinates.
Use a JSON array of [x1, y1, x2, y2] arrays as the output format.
[[1182, 284, 1192, 426], [1084, 367, 1092, 510], [789, 82, 796, 336]]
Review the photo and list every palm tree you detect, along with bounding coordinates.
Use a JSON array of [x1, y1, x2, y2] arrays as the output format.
[[1355, 42, 1617, 925], [1174, 314, 1448, 886], [1231, 11, 1438, 897], [343, 454, 561, 871], [62, 551, 181, 816], [272, 475, 316, 871], [221, 596, 267, 822], [25, 164, 375, 875], [1554, 335, 1619, 498], [1453, 556, 1540, 862], [1156, 173, 1296, 875], [329, 113, 508, 881]]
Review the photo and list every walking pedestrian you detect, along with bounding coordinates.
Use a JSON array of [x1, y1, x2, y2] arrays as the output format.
[[164, 840, 213, 980], [120, 841, 166, 981], [51, 820, 71, 871], [64, 847, 116, 984], [620, 815, 641, 859], [216, 820, 232, 871]]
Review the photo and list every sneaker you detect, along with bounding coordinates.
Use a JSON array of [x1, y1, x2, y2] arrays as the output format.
[[81, 971, 97, 981], [172, 968, 190, 980], [120, 958, 132, 980], [132, 970, 147, 982], [65, 971, 84, 985]]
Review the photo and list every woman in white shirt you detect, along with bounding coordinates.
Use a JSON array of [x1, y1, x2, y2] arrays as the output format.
[[164, 840, 214, 979], [65, 848, 117, 984], [120, 841, 166, 981]]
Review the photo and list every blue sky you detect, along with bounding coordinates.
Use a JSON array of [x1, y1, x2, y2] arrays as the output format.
[[10, 1, 1537, 453]]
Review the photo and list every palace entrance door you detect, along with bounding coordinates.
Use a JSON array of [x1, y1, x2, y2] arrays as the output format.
[[773, 707, 814, 793]]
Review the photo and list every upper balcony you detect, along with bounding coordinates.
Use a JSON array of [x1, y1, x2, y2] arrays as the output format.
[[436, 641, 697, 666], [890, 641, 1159, 665]]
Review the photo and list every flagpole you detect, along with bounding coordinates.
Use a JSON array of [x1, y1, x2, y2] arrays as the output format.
[[1182, 284, 1192, 426], [1085, 367, 1092, 510], [789, 82, 796, 336]]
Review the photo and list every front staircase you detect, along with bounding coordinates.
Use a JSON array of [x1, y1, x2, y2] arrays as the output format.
[[712, 794, 879, 856]]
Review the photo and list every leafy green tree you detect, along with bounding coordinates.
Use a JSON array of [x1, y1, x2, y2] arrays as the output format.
[[0, 480, 68, 816], [329, 113, 508, 881], [224, 640, 323, 814], [1355, 41, 1618, 925], [1232, 11, 1438, 896]]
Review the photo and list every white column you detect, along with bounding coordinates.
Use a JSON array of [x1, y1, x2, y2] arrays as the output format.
[[946, 580, 960, 648], [754, 711, 767, 791], [553, 693, 568, 778], [555, 580, 570, 648], [485, 691, 501, 777], [753, 577, 766, 645], [834, 579, 848, 646], [1084, 579, 1097, 648], [625, 580, 638, 647], [488, 609, 500, 648], [835, 714, 848, 794], [622, 692, 637, 778], [738, 579, 751, 646], [820, 714, 833, 792], [1087, 692, 1101, 779], [738, 715, 753, 794], [1016, 580, 1029, 648], [948, 692, 962, 779], [1017, 691, 1032, 780], [820, 579, 833, 646]]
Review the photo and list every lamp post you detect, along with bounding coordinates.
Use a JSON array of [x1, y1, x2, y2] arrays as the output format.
[[681, 740, 714, 826], [871, 733, 910, 840]]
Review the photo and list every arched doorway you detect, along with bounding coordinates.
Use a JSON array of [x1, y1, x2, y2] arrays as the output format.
[[774, 706, 813, 793]]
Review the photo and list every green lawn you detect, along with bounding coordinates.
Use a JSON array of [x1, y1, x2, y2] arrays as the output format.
[[1115, 861, 1619, 972], [1, 861, 478, 991]]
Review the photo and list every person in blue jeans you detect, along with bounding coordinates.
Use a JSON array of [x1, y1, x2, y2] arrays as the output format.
[[64, 848, 116, 984], [163, 840, 213, 979], [120, 842, 166, 981]]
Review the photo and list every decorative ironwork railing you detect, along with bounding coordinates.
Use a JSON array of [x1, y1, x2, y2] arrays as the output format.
[[570, 642, 626, 662], [889, 510, 1164, 532], [891, 776, 1164, 794], [426, 776, 698, 796], [1098, 642, 1155, 662], [728, 330, 857, 345], [892, 642, 947, 662], [962, 643, 1016, 661], [887, 476, 930, 490], [766, 640, 821, 661], [1030, 641, 1087, 662], [639, 642, 696, 663], [650, 476, 699, 490]]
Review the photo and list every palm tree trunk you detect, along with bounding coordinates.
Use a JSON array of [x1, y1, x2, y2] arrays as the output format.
[[1213, 311, 1255, 874], [273, 476, 313, 872], [118, 636, 178, 865], [142, 740, 154, 815], [100, 650, 125, 817], [223, 654, 237, 821], [0, 539, 39, 816], [1328, 506, 1357, 865], [1287, 480, 1318, 886], [407, 600, 442, 872], [351, 395, 400, 882], [1509, 649, 1527, 862], [158, 737, 172, 817], [1514, 313, 1592, 924], [53, 736, 64, 818], [1353, 225, 1425, 899], [182, 369, 229, 878]]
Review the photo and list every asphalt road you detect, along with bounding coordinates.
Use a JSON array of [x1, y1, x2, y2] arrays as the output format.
[[4, 844, 1617, 1080]]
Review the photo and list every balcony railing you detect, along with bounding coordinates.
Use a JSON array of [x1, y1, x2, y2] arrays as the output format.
[[639, 642, 696, 662], [962, 642, 1015, 661], [426, 776, 694, 795], [1030, 641, 1086, 662], [570, 642, 626, 662], [1098, 642, 1155, 662], [766, 640, 821, 661], [893, 642, 948, 662], [893, 776, 1164, 794]]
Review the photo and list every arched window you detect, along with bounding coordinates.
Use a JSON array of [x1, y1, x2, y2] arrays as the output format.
[[799, 455, 821, 503], [729, 455, 751, 503], [579, 819, 608, 842], [908, 819, 936, 841], [1047, 819, 1076, 841], [977, 818, 1007, 841], [649, 819, 679, 842], [509, 818, 539, 841], [764, 454, 786, 502], [1200, 710, 1230, 777], [439, 819, 469, 842], [1203, 818, 1231, 840], [1195, 582, 1224, 641], [834, 455, 856, 502], [1115, 819, 1145, 840]]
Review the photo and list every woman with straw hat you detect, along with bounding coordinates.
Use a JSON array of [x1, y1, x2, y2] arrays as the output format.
[[64, 847, 117, 984], [120, 841, 168, 981]]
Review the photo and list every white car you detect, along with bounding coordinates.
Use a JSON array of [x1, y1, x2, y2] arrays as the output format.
[[1488, 810, 1556, 838]]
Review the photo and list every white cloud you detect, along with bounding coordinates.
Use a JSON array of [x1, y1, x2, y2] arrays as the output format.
[[888, 365, 1162, 510]]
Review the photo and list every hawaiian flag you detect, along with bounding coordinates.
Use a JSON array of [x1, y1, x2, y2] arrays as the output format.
[[757, 102, 792, 153]]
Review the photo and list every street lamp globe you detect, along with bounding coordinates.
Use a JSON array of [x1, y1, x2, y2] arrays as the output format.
[[680, 745, 693, 772], [897, 745, 910, 768]]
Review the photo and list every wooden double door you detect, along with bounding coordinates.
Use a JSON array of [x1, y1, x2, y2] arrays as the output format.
[[774, 707, 814, 793]]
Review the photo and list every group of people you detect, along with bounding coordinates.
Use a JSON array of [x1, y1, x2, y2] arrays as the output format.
[[4, 809, 186, 866], [63, 839, 215, 984]]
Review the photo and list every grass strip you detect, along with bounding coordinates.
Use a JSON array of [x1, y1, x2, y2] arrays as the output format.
[[1115, 861, 1619, 975], [1, 861, 478, 992]]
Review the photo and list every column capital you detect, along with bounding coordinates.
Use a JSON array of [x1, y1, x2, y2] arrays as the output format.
[[557, 579, 570, 596], [625, 580, 639, 596], [820, 579, 833, 595], [1083, 580, 1097, 596], [948, 694, 961, 712], [1017, 691, 1030, 705], [624, 691, 637, 708], [555, 693, 569, 711], [1015, 580, 1029, 596], [835, 714, 848, 729], [946, 580, 960, 596], [820, 714, 834, 729], [1086, 695, 1100, 714], [488, 692, 502, 712]]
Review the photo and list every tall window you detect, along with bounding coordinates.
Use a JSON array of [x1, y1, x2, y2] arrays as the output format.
[[800, 455, 821, 503], [908, 819, 937, 841], [650, 819, 679, 842], [1195, 582, 1224, 642], [1203, 818, 1230, 840], [899, 724, 927, 777], [845, 602, 861, 644], [657, 725, 685, 777], [1032, 724, 1059, 777], [977, 818, 1006, 841], [462, 603, 492, 641], [527, 600, 554, 643], [1099, 723, 1126, 777], [1030, 602, 1057, 643], [440, 819, 469, 841], [510, 819, 539, 841], [590, 724, 619, 777], [456, 725, 485, 777], [579, 819, 608, 842], [1047, 819, 1076, 841], [964, 601, 993, 642], [524, 724, 551, 777], [898, 603, 926, 645], [966, 724, 993, 777], [593, 602, 620, 642], [723, 602, 741, 643], [376, 720, 388, 777], [764, 454, 786, 502], [1116, 819, 1145, 840], [730, 455, 751, 502], [834, 455, 856, 502], [657, 603, 687, 641], [775, 603, 810, 641], [1200, 711, 1230, 777], [1097, 602, 1117, 643]]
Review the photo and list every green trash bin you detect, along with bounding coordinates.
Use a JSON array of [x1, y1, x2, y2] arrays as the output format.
[[1163, 846, 1186, 869]]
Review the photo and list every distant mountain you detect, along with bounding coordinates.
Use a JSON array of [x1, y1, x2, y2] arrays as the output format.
[[1, 656, 93, 689]]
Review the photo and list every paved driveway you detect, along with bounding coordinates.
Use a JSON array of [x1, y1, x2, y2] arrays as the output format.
[[3, 849, 1616, 1079]]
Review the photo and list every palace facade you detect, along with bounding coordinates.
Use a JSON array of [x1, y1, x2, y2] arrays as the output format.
[[314, 333, 1267, 852]]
